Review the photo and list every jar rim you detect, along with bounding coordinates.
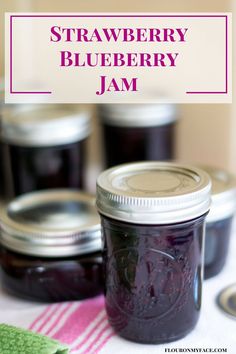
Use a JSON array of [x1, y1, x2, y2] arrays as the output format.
[[1, 106, 91, 147], [98, 103, 177, 127], [199, 165, 236, 222], [96, 162, 211, 225], [0, 189, 101, 257]]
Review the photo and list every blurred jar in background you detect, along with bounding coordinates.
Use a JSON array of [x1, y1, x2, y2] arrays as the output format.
[[1, 105, 91, 197], [0, 123, 12, 200], [0, 86, 16, 200], [0, 88, 4, 198], [202, 166, 236, 279], [98, 104, 177, 168], [0, 190, 103, 302]]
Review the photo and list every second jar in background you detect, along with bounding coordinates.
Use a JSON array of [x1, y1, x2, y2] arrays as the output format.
[[98, 104, 177, 168], [1, 106, 91, 197], [201, 166, 236, 279], [0, 190, 103, 302]]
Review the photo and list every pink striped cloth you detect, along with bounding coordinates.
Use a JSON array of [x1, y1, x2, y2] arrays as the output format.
[[28, 296, 114, 354]]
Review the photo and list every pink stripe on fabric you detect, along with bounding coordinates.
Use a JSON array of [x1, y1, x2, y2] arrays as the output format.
[[52, 295, 105, 344], [37, 303, 61, 333], [29, 305, 52, 331], [71, 314, 107, 352], [81, 323, 111, 354], [94, 331, 114, 354], [45, 302, 73, 336]]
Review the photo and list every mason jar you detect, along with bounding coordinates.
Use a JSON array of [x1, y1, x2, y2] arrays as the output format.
[[0, 190, 103, 302], [0, 100, 5, 199], [201, 166, 236, 279], [96, 162, 211, 344], [98, 104, 177, 168], [1, 106, 91, 197], [0, 93, 15, 200]]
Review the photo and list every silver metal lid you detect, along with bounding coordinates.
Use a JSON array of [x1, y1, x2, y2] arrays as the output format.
[[217, 284, 236, 319], [96, 162, 211, 224], [199, 166, 236, 223], [1, 106, 91, 146], [98, 104, 177, 127], [0, 190, 101, 257]]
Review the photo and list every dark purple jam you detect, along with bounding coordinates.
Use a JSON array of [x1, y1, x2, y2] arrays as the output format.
[[0, 247, 103, 302], [102, 123, 175, 168], [7, 140, 86, 197], [204, 217, 233, 279], [101, 215, 205, 344]]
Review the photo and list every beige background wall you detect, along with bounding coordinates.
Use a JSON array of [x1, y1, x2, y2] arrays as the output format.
[[0, 0, 234, 176]]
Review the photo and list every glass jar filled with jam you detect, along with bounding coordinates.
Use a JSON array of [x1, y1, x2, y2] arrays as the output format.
[[200, 166, 236, 279], [0, 190, 103, 302], [0, 81, 46, 200], [98, 104, 177, 168], [96, 162, 211, 344], [0, 92, 16, 200], [1, 106, 91, 197]]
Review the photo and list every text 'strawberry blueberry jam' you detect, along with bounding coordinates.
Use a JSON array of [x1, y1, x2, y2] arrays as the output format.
[[96, 162, 211, 344], [200, 166, 236, 279], [1, 106, 91, 197], [0, 190, 103, 302], [98, 104, 177, 168]]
